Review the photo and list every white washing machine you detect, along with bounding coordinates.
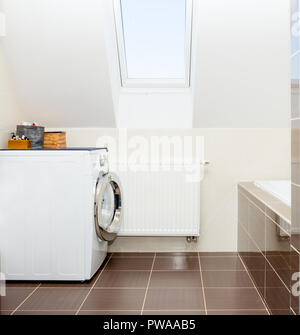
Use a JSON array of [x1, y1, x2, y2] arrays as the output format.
[[0, 148, 122, 281]]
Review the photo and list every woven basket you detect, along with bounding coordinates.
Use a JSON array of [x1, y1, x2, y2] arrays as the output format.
[[44, 132, 66, 149]]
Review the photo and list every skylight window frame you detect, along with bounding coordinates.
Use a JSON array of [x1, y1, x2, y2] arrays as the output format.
[[113, 0, 193, 88]]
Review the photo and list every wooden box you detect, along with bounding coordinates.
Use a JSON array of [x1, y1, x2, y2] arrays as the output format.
[[8, 140, 31, 149], [44, 131, 66, 149]]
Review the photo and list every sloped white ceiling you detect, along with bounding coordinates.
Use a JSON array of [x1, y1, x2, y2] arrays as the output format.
[[2, 0, 290, 129], [192, 0, 290, 128], [2, 0, 116, 128]]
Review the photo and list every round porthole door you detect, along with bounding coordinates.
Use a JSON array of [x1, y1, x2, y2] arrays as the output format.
[[94, 172, 122, 242]]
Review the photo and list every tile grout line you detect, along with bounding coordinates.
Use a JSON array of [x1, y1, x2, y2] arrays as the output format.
[[11, 308, 268, 312], [196, 256, 239, 258], [263, 257, 291, 293], [291, 244, 300, 255], [140, 253, 156, 315], [111, 254, 240, 258], [198, 252, 207, 315], [197, 286, 259, 289], [240, 223, 292, 293], [238, 254, 270, 315], [27, 286, 269, 291], [91, 286, 256, 289], [10, 283, 42, 315], [75, 253, 113, 315], [87, 269, 249, 272], [144, 309, 268, 314], [7, 308, 270, 315]]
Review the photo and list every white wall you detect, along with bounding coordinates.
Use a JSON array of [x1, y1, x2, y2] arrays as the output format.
[[102, 0, 121, 118], [0, 4, 24, 148], [2, 0, 116, 128], [193, 0, 290, 127], [117, 91, 193, 128], [57, 127, 291, 252]]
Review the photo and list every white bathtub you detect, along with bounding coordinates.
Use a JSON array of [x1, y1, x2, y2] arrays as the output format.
[[254, 180, 291, 207]]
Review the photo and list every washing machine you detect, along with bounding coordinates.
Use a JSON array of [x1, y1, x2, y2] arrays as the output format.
[[0, 148, 122, 281]]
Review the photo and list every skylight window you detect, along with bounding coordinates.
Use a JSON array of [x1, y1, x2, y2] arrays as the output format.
[[114, 0, 193, 88]]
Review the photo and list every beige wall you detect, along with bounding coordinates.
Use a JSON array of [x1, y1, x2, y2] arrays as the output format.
[[0, 39, 23, 148], [53, 127, 291, 252]]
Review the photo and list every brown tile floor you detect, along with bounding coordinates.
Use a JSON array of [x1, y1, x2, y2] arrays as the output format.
[[0, 252, 270, 315]]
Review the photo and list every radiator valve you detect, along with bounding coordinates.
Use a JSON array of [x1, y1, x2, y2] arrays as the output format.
[[186, 236, 198, 243]]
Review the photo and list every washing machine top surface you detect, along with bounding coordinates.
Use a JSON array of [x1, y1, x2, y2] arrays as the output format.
[[0, 147, 107, 151]]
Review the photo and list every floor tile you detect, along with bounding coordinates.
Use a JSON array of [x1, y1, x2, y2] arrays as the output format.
[[199, 252, 238, 257], [207, 310, 268, 315], [244, 255, 266, 270], [40, 280, 96, 288], [266, 255, 290, 272], [19, 288, 88, 311], [269, 309, 291, 315], [0, 288, 35, 311], [14, 310, 76, 315], [112, 253, 154, 258], [248, 269, 265, 297], [265, 268, 286, 288], [153, 256, 199, 271], [95, 271, 150, 288], [248, 269, 265, 287], [202, 271, 254, 288], [105, 257, 154, 271], [149, 271, 201, 288], [205, 288, 265, 310], [265, 287, 290, 312], [81, 288, 145, 311], [289, 250, 299, 271], [5, 282, 40, 288], [156, 252, 198, 257], [144, 288, 205, 310], [78, 310, 141, 315], [0, 310, 13, 315], [143, 310, 206, 315], [200, 256, 244, 270]]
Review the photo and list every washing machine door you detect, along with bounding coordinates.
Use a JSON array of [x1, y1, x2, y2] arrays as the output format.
[[94, 172, 122, 242]]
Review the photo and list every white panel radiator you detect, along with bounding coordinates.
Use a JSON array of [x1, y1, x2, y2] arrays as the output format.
[[116, 164, 201, 236]]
